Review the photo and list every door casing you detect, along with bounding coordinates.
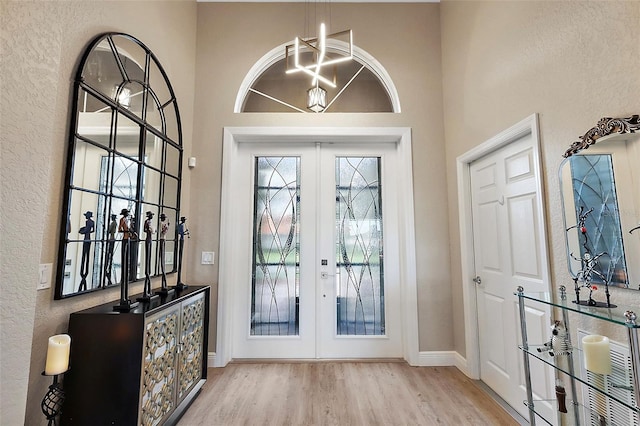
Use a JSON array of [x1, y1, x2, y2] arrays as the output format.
[[216, 126, 418, 367]]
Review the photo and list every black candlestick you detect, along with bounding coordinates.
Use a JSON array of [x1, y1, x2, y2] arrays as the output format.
[[555, 384, 567, 413]]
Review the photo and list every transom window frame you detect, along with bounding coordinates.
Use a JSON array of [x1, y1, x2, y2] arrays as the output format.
[[234, 41, 402, 114]]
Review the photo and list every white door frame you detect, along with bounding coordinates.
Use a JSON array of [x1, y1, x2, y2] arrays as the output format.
[[456, 113, 552, 378], [216, 126, 419, 367]]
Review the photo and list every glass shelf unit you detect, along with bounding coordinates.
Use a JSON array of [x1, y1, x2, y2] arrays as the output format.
[[516, 286, 640, 426], [520, 345, 638, 412]]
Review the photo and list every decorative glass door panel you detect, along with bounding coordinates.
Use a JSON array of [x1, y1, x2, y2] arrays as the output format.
[[251, 157, 300, 336], [335, 157, 385, 336]]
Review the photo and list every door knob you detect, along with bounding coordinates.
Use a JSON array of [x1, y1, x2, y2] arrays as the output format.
[[473, 276, 482, 285]]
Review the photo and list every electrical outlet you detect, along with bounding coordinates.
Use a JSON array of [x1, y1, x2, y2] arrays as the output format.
[[201, 251, 215, 265], [38, 263, 53, 290]]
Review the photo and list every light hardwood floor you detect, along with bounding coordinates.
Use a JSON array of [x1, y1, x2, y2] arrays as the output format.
[[177, 362, 520, 425]]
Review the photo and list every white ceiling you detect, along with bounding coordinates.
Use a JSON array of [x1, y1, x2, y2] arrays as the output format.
[[198, 0, 438, 3]]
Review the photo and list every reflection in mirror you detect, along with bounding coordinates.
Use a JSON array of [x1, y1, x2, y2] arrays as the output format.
[[56, 33, 183, 299], [145, 131, 163, 171], [166, 144, 181, 177], [114, 113, 140, 159], [560, 116, 640, 293], [163, 176, 179, 209], [142, 167, 162, 205]]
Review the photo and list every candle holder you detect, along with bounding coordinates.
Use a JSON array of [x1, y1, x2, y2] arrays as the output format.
[[42, 333, 71, 425], [41, 371, 66, 426]]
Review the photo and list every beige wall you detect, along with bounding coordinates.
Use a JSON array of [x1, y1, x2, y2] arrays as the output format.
[[440, 1, 640, 356], [1, 1, 197, 424], [191, 2, 449, 356]]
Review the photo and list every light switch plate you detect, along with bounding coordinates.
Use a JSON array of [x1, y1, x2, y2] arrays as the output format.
[[201, 251, 215, 265], [38, 263, 53, 290]]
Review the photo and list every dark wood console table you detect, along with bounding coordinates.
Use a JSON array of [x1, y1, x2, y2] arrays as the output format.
[[61, 286, 210, 425]]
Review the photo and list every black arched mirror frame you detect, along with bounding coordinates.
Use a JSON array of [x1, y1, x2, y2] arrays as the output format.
[[55, 33, 183, 299]]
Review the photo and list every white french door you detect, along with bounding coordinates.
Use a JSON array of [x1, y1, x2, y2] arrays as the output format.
[[229, 141, 402, 359]]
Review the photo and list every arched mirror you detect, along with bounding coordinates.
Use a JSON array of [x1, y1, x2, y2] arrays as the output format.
[[559, 116, 640, 300], [55, 33, 183, 299]]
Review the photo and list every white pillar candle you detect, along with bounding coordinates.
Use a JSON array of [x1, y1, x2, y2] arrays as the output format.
[[45, 334, 71, 375], [582, 335, 612, 375]]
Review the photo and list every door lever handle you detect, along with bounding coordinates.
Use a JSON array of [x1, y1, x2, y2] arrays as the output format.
[[473, 276, 482, 285]]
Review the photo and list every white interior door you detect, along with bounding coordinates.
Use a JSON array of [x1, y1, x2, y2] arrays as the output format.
[[231, 141, 402, 360], [470, 133, 556, 423]]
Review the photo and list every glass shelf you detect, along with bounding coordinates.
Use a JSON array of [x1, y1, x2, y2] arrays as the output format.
[[520, 345, 639, 413], [515, 290, 640, 328]]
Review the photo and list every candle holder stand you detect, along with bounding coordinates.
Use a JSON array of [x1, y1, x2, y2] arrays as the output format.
[[41, 371, 67, 426]]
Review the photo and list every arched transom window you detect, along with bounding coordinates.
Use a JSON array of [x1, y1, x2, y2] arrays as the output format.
[[236, 41, 401, 113]]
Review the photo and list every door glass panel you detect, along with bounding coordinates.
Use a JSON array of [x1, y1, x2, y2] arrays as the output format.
[[251, 157, 300, 336], [335, 157, 385, 335]]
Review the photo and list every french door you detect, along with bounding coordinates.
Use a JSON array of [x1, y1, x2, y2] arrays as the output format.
[[230, 142, 402, 359]]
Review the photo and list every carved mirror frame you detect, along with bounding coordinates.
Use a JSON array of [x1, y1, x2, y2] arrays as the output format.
[[55, 33, 183, 299]]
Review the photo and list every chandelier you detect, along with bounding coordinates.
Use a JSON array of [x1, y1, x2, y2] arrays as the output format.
[[285, 22, 353, 112], [307, 85, 327, 113]]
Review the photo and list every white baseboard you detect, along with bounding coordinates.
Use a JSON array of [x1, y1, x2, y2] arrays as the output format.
[[208, 352, 217, 368], [453, 352, 470, 376], [209, 351, 471, 377], [416, 350, 457, 366], [416, 351, 469, 373]]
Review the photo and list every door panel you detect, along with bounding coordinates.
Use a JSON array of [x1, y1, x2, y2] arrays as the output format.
[[484, 293, 507, 374], [318, 145, 401, 358], [471, 134, 555, 423], [508, 194, 540, 278], [233, 145, 316, 359]]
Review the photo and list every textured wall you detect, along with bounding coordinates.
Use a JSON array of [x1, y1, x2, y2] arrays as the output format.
[[10, 1, 629, 422], [2, 2, 449, 423], [440, 1, 640, 357], [1, 2, 197, 424]]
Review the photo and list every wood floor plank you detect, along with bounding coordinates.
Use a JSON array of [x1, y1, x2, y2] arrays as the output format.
[[177, 362, 520, 425]]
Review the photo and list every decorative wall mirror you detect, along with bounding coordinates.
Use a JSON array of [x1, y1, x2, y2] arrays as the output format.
[[559, 116, 640, 302], [55, 33, 183, 299]]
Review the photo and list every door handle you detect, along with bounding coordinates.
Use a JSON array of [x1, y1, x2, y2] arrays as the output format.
[[473, 276, 482, 285]]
